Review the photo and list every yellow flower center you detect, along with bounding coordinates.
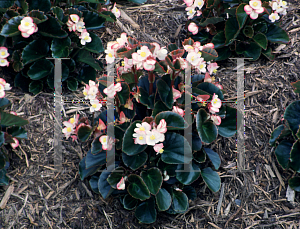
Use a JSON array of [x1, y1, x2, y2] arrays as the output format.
[[139, 136, 144, 140], [121, 61, 125, 66], [139, 127, 145, 131], [213, 69, 217, 73], [140, 51, 146, 57], [272, 15, 276, 19], [159, 149, 164, 153], [0, 60, 5, 63], [72, 16, 77, 21], [198, 1, 203, 5], [92, 104, 97, 108], [70, 118, 75, 124], [84, 36, 89, 40], [191, 56, 195, 61], [97, 126, 101, 130], [253, 2, 258, 7], [83, 91, 87, 96], [282, 1, 287, 6], [213, 99, 218, 104], [108, 53, 113, 58], [211, 76, 216, 81], [150, 135, 155, 140], [200, 64, 204, 69], [67, 127, 72, 132], [1, 51, 5, 56], [102, 138, 107, 143], [116, 8, 119, 12], [198, 51, 202, 55], [189, 10, 193, 14], [25, 22, 30, 26]]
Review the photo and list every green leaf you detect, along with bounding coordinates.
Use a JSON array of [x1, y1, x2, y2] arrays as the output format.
[[83, 32, 104, 54], [0, 0, 14, 10], [288, 177, 300, 192], [0, 169, 9, 186], [204, 148, 221, 170], [38, 16, 68, 38], [253, 33, 268, 50], [85, 149, 106, 170], [89, 175, 100, 194], [269, 125, 284, 146], [82, 10, 105, 30], [155, 111, 188, 130], [117, 83, 130, 105], [182, 186, 197, 200], [7, 126, 27, 139], [98, 11, 116, 23], [275, 140, 293, 169], [243, 25, 254, 38], [141, 168, 162, 195], [152, 101, 171, 117], [98, 172, 114, 199], [29, 10, 48, 24], [212, 31, 226, 49], [0, 111, 28, 126], [262, 47, 275, 61], [197, 82, 224, 100], [284, 101, 300, 135], [198, 17, 224, 27], [67, 78, 78, 91], [167, 43, 178, 52], [236, 3, 248, 28], [225, 17, 240, 45], [29, 80, 43, 94], [0, 98, 11, 110], [78, 65, 96, 84], [27, 0, 51, 13], [0, 16, 22, 37], [77, 124, 92, 141], [215, 46, 231, 61], [12, 50, 23, 72], [155, 188, 172, 211], [157, 79, 173, 109], [123, 194, 138, 210], [122, 121, 147, 156], [291, 80, 300, 94], [193, 149, 206, 163], [129, 0, 147, 3], [289, 140, 300, 173], [79, 157, 98, 180], [51, 6, 64, 22], [127, 174, 150, 201], [122, 152, 147, 170], [236, 42, 261, 61], [135, 197, 156, 224], [176, 161, 200, 185], [107, 167, 125, 189], [51, 37, 71, 58], [171, 190, 188, 213], [22, 39, 49, 65], [201, 167, 221, 192], [218, 106, 238, 137], [27, 59, 54, 80], [265, 24, 289, 44], [201, 47, 218, 62], [196, 109, 218, 144], [161, 132, 193, 164], [76, 49, 102, 70]]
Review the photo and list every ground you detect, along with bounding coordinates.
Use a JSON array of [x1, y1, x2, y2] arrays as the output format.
[[0, 0, 300, 228]]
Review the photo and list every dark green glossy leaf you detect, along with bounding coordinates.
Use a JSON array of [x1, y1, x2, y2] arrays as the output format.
[[218, 105, 238, 137], [27, 0, 51, 13], [122, 152, 147, 170], [127, 174, 150, 201], [82, 10, 105, 30], [135, 197, 156, 224], [236, 3, 248, 28], [204, 148, 221, 170], [243, 25, 254, 38], [29, 80, 43, 94], [83, 32, 104, 54], [289, 140, 300, 173], [269, 125, 284, 146], [123, 194, 138, 210], [196, 109, 218, 144], [182, 186, 197, 201], [78, 65, 96, 84], [85, 149, 106, 169], [265, 24, 289, 44], [197, 82, 224, 100], [157, 79, 173, 109], [122, 121, 147, 156], [215, 46, 231, 61], [201, 167, 221, 192], [291, 80, 300, 94], [51, 37, 71, 58], [253, 33, 268, 50], [262, 47, 275, 61], [117, 82, 130, 105], [29, 10, 48, 24], [212, 31, 226, 49], [172, 189, 188, 213], [288, 177, 300, 192], [76, 49, 102, 70], [129, 0, 147, 3], [22, 39, 49, 65], [27, 59, 54, 80], [51, 6, 64, 22], [98, 11, 116, 23], [198, 17, 224, 27], [89, 175, 100, 194], [0, 16, 22, 37], [79, 157, 99, 180], [152, 101, 171, 117], [67, 78, 78, 91], [141, 168, 162, 195], [77, 124, 92, 141], [155, 111, 188, 130], [0, 98, 10, 110], [155, 188, 172, 211], [193, 148, 206, 163], [161, 132, 193, 164], [225, 17, 240, 45], [202, 47, 218, 62], [107, 167, 125, 189], [275, 140, 293, 169], [98, 171, 114, 199], [0, 0, 14, 9], [0, 169, 9, 186], [284, 101, 300, 135], [38, 16, 67, 38], [176, 161, 200, 185], [7, 126, 27, 139]]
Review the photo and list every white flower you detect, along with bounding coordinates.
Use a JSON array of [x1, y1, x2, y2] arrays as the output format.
[[154, 143, 164, 155], [133, 131, 147, 145], [269, 12, 280, 22], [186, 51, 201, 66], [79, 30, 92, 45], [143, 58, 156, 71], [76, 20, 85, 32], [134, 122, 152, 133], [62, 122, 75, 139], [111, 3, 121, 18], [186, 6, 196, 19], [208, 114, 222, 125], [137, 46, 152, 61], [116, 33, 127, 46], [163, 171, 169, 181], [18, 17, 34, 32], [145, 129, 164, 146], [156, 119, 167, 134], [70, 14, 79, 23], [197, 58, 206, 73], [11, 137, 19, 149], [249, 0, 262, 10], [103, 82, 122, 98], [0, 58, 9, 67], [188, 22, 198, 35], [90, 99, 102, 112], [211, 94, 221, 108], [172, 106, 185, 117], [194, 0, 205, 9], [152, 43, 168, 60], [0, 47, 9, 59], [99, 135, 113, 150], [105, 48, 115, 64]]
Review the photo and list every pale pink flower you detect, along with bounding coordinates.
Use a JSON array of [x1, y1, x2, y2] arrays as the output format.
[[18, 17, 38, 38], [209, 114, 222, 125], [186, 51, 202, 66], [208, 93, 222, 113], [214, 83, 223, 90], [105, 48, 115, 64], [133, 131, 147, 145], [184, 0, 194, 7], [79, 29, 92, 45], [207, 62, 219, 75], [249, 0, 262, 10], [178, 57, 188, 69], [143, 57, 156, 71], [111, 3, 121, 18], [68, 114, 80, 127], [0, 58, 9, 67], [103, 83, 122, 98], [188, 22, 198, 35], [119, 111, 129, 124], [156, 119, 167, 134], [196, 94, 210, 102], [145, 129, 165, 146], [173, 106, 184, 117], [123, 57, 133, 71], [269, 12, 280, 22], [116, 33, 127, 46], [163, 171, 169, 181], [90, 99, 102, 112], [186, 6, 196, 19], [152, 43, 168, 60], [154, 143, 164, 155], [76, 19, 85, 32], [134, 122, 152, 133], [137, 46, 152, 61], [0, 47, 9, 59], [172, 87, 182, 102], [203, 43, 215, 49], [124, 98, 134, 110], [11, 137, 19, 149], [117, 177, 125, 190], [9, 111, 17, 115], [99, 135, 113, 150], [70, 14, 80, 23], [62, 122, 75, 139], [204, 72, 213, 83], [194, 0, 205, 8], [197, 58, 206, 73]]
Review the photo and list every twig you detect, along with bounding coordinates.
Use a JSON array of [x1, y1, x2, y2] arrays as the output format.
[[0, 185, 14, 209], [216, 183, 225, 216], [19, 145, 29, 167], [103, 210, 113, 229]]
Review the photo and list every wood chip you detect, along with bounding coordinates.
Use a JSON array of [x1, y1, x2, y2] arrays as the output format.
[[120, 9, 140, 29], [264, 164, 276, 178], [0, 185, 14, 209]]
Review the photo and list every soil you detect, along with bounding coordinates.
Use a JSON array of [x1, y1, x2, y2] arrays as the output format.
[[0, 0, 300, 228]]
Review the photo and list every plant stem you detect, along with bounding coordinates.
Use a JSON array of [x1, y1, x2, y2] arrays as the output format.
[[149, 71, 154, 95]]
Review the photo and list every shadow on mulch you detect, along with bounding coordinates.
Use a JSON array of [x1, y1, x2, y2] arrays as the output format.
[[1, 0, 300, 228]]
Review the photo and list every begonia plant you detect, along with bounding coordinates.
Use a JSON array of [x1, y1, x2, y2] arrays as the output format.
[[62, 34, 238, 223], [0, 78, 29, 186], [184, 0, 290, 61], [270, 80, 300, 192], [0, 0, 118, 94]]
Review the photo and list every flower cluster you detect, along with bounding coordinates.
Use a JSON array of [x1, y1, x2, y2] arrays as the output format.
[[83, 80, 103, 112], [105, 33, 168, 71], [67, 14, 91, 45], [0, 47, 9, 67], [244, 0, 264, 19], [0, 78, 11, 98], [133, 119, 167, 155], [184, 0, 204, 19], [269, 0, 288, 22], [184, 42, 219, 74], [62, 114, 80, 141], [18, 17, 38, 38]]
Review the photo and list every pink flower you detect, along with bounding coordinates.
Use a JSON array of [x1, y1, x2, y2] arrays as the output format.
[[70, 14, 80, 23], [62, 122, 75, 139], [188, 22, 198, 35], [119, 111, 129, 124], [68, 114, 80, 127], [79, 29, 92, 45], [154, 143, 164, 155], [156, 119, 167, 134], [18, 17, 38, 38], [0, 47, 9, 59], [10, 111, 17, 115], [0, 58, 9, 67], [244, 0, 264, 19], [203, 43, 215, 49], [172, 87, 181, 102], [214, 83, 223, 89], [207, 62, 219, 74], [143, 57, 156, 71], [99, 135, 113, 150], [111, 3, 121, 18], [204, 72, 213, 83], [209, 114, 221, 125], [103, 82, 122, 98], [172, 106, 184, 117], [117, 177, 125, 190], [116, 33, 127, 46], [208, 93, 222, 113], [184, 0, 194, 7], [137, 46, 152, 61], [152, 43, 168, 60], [11, 137, 19, 149], [196, 94, 210, 102], [145, 129, 165, 146]]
